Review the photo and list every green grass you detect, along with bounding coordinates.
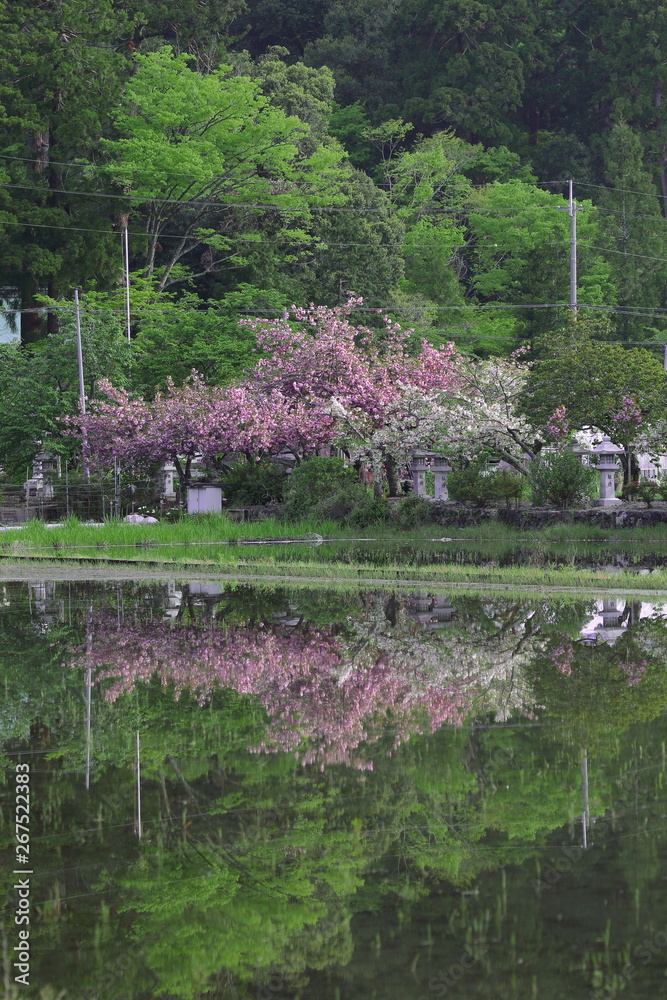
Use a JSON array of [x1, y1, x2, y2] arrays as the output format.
[[2, 514, 667, 593], [5, 512, 667, 548], [0, 513, 342, 549]]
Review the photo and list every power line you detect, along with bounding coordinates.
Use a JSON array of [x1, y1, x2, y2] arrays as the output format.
[[1, 180, 580, 215], [5, 154, 664, 208], [578, 241, 667, 265], [0, 152, 568, 191], [577, 180, 667, 203], [0, 215, 570, 252], [4, 301, 667, 321]]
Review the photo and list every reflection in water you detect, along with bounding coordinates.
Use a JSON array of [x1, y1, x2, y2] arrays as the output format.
[[70, 585, 539, 764], [2, 577, 667, 999]]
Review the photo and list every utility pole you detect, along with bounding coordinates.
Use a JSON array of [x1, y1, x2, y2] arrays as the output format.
[[74, 289, 85, 416], [558, 180, 583, 315], [122, 225, 131, 342], [74, 289, 90, 479], [136, 731, 142, 840]]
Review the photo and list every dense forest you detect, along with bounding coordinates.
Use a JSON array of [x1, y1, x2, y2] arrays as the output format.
[[3, 1, 667, 473]]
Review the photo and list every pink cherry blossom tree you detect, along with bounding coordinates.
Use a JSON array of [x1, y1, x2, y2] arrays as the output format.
[[243, 299, 465, 493], [66, 299, 545, 500]]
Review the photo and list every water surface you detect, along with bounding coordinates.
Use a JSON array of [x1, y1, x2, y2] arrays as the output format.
[[2, 576, 667, 999]]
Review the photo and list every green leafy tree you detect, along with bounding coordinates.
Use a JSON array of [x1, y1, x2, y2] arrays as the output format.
[[468, 182, 616, 340], [0, 306, 131, 476], [129, 286, 282, 393], [522, 315, 667, 480], [230, 0, 332, 57], [598, 120, 667, 342], [130, 0, 246, 69], [303, 0, 398, 113], [102, 47, 344, 295], [0, 0, 133, 342], [294, 168, 405, 307], [574, 0, 667, 209]]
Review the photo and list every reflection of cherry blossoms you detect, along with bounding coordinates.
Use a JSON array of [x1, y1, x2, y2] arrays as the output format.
[[347, 595, 538, 722], [619, 661, 647, 686], [74, 624, 474, 764]]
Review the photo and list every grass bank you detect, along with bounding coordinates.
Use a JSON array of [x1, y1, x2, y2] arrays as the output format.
[[1, 560, 667, 601], [5, 513, 667, 547], [2, 515, 667, 592]]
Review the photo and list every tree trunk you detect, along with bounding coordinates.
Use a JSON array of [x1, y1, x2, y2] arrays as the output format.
[[384, 453, 401, 497], [371, 451, 383, 499], [173, 456, 192, 510], [20, 278, 43, 346], [654, 81, 667, 219]]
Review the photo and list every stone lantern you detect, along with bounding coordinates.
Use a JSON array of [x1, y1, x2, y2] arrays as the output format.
[[432, 455, 453, 500], [591, 436, 624, 506], [410, 451, 452, 499], [411, 451, 429, 496], [595, 598, 627, 645], [26, 445, 60, 500]]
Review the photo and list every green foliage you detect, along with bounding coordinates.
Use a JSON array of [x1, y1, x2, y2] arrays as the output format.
[[444, 462, 528, 510], [599, 120, 667, 343], [392, 494, 434, 527], [283, 457, 359, 518], [522, 317, 667, 449], [130, 287, 280, 393], [448, 462, 497, 507], [0, 0, 132, 340], [468, 183, 615, 338], [491, 468, 527, 509], [314, 485, 389, 526], [528, 451, 597, 509], [220, 459, 288, 506], [620, 478, 667, 507], [102, 47, 343, 294], [0, 307, 131, 477], [328, 101, 375, 170], [529, 627, 667, 741], [313, 483, 367, 521], [293, 167, 405, 307]]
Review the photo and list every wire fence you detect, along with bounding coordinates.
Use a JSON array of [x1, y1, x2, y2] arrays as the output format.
[[0, 479, 177, 525]]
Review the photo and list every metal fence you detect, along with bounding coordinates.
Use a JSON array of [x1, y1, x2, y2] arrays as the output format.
[[0, 479, 176, 525]]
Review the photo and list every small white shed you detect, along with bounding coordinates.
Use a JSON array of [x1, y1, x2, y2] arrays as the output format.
[[187, 484, 223, 515]]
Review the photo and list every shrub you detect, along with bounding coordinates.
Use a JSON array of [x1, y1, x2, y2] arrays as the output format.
[[350, 494, 389, 526], [491, 468, 526, 509], [312, 483, 390, 526], [448, 462, 526, 508], [314, 484, 367, 521], [392, 494, 433, 527], [447, 461, 497, 507], [283, 457, 358, 519], [528, 451, 597, 508], [622, 478, 661, 507], [220, 459, 287, 507]]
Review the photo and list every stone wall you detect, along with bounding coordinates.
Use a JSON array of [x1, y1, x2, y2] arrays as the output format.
[[497, 506, 667, 530]]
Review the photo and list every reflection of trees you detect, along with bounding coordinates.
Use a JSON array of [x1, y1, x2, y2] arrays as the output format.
[[75, 620, 473, 765], [9, 580, 667, 999], [530, 613, 667, 741], [347, 593, 546, 723]]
